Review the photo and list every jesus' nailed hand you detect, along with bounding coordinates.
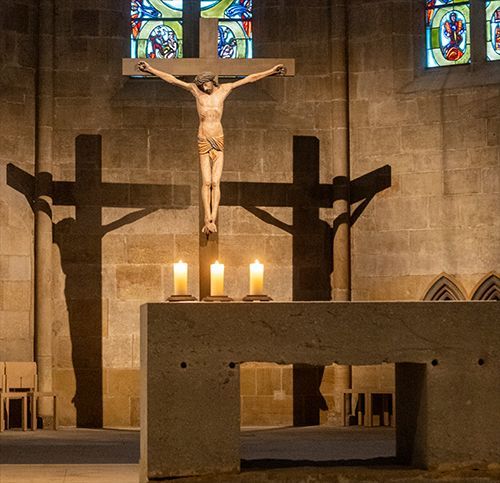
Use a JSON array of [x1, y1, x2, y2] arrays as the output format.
[[137, 60, 286, 236]]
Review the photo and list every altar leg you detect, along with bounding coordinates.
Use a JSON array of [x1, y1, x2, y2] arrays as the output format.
[[140, 305, 240, 481], [396, 360, 500, 469]]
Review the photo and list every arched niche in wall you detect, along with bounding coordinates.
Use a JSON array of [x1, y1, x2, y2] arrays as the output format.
[[423, 273, 467, 301], [471, 273, 500, 301]]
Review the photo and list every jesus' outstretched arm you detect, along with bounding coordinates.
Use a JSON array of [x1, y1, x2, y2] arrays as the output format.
[[224, 64, 286, 92], [137, 61, 195, 92]]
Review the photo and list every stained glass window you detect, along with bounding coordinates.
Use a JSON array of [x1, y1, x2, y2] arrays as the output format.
[[201, 0, 253, 59], [426, 0, 471, 68], [131, 0, 183, 59], [486, 0, 500, 61]]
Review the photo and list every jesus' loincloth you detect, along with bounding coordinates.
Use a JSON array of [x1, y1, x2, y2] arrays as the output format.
[[198, 136, 224, 162]]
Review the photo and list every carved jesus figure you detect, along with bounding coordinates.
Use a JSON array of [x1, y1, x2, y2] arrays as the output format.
[[137, 61, 285, 235]]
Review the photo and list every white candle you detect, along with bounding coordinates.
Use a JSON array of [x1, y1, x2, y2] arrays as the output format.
[[173, 261, 188, 295], [249, 260, 264, 295], [210, 261, 224, 296]]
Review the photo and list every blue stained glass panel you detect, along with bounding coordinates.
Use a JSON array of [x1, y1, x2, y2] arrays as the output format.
[[486, 1, 500, 61], [431, 0, 464, 6], [159, 0, 183, 12], [426, 2, 470, 67], [131, 0, 183, 59], [218, 21, 252, 58], [131, 20, 183, 59], [201, 0, 252, 20], [131, 0, 183, 20], [201, 1, 252, 58]]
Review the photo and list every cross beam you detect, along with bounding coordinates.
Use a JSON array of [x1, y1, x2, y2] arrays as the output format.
[[122, 18, 295, 77]]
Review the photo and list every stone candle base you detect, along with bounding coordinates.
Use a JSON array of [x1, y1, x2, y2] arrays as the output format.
[[202, 295, 233, 302], [243, 294, 273, 302], [167, 295, 198, 302]]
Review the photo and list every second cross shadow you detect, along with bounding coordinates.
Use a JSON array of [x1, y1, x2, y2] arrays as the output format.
[[221, 136, 391, 301], [221, 135, 391, 426]]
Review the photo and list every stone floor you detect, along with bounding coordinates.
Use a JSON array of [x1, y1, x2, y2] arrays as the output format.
[[0, 427, 498, 482]]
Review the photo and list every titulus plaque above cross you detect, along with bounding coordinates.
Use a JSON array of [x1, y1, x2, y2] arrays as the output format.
[[122, 18, 295, 77]]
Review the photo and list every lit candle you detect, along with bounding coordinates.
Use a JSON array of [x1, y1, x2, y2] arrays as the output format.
[[173, 261, 188, 295], [249, 260, 264, 295], [210, 261, 224, 296]]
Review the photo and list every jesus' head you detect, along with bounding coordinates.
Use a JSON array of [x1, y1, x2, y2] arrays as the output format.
[[194, 72, 219, 94]]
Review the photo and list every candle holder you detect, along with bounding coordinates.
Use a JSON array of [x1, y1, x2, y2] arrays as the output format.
[[202, 295, 233, 302], [167, 294, 197, 302], [243, 294, 273, 302]]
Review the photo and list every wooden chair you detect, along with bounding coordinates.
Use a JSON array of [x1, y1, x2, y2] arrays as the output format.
[[31, 385, 58, 431], [4, 362, 57, 431], [342, 389, 396, 427], [4, 362, 34, 431]]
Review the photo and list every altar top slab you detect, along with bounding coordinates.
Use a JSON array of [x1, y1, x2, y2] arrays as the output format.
[[141, 301, 499, 366]]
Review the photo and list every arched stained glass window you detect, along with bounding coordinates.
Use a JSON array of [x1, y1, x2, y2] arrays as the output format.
[[201, 0, 253, 59], [426, 0, 471, 68], [131, 0, 183, 59], [486, 0, 500, 61]]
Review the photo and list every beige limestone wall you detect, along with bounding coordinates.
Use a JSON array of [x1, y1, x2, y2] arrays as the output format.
[[240, 362, 293, 427], [49, 1, 196, 426], [7, 0, 497, 429], [46, 0, 338, 427], [0, 0, 36, 363], [349, 0, 500, 302]]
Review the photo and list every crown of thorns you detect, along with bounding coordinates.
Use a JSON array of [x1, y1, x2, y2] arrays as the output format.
[[194, 72, 219, 87]]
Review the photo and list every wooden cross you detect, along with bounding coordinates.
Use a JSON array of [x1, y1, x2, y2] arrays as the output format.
[[123, 18, 294, 298], [7, 135, 191, 427], [122, 18, 295, 77]]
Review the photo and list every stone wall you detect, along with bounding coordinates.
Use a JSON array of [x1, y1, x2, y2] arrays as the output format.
[[349, 0, 500, 301], [240, 362, 293, 427], [46, 0, 338, 427], [1, 0, 497, 429], [0, 0, 36, 362]]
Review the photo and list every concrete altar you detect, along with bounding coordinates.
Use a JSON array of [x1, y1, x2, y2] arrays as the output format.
[[140, 302, 500, 481]]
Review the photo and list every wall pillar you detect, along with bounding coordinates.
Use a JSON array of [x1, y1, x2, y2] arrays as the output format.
[[330, 0, 352, 424], [35, 0, 55, 427], [331, 0, 351, 302]]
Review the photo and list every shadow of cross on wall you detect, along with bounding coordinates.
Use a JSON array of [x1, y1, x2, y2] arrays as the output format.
[[221, 136, 392, 301], [7, 134, 191, 428], [221, 136, 391, 426]]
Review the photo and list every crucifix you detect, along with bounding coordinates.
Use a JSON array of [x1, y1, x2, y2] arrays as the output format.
[[124, 19, 294, 236], [123, 17, 294, 297]]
